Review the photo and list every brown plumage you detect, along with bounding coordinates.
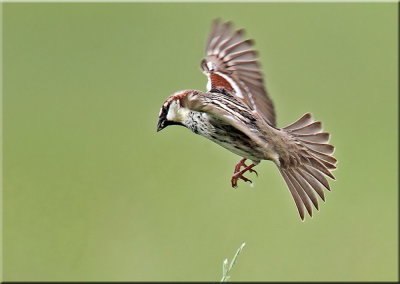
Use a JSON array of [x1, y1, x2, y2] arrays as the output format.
[[157, 19, 337, 220]]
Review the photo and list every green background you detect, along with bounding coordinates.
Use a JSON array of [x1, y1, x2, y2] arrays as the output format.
[[3, 3, 398, 281]]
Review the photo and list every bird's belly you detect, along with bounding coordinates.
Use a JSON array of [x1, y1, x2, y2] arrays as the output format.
[[209, 136, 262, 161], [187, 112, 265, 161]]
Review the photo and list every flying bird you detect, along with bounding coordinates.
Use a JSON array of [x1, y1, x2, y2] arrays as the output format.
[[157, 19, 337, 220]]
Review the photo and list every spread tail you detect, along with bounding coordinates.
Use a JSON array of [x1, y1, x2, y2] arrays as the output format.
[[279, 113, 337, 220]]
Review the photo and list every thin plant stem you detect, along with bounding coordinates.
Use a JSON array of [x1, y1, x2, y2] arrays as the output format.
[[220, 242, 246, 282]]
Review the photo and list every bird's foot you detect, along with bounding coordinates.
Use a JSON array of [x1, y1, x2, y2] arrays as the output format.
[[234, 158, 258, 176], [231, 159, 258, 188]]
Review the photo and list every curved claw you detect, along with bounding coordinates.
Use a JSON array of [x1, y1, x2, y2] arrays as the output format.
[[231, 173, 253, 188], [239, 175, 252, 184], [249, 168, 258, 176], [231, 161, 257, 188], [231, 178, 238, 188], [231, 175, 239, 188]]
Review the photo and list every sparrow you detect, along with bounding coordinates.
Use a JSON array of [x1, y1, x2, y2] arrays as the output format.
[[157, 19, 337, 220]]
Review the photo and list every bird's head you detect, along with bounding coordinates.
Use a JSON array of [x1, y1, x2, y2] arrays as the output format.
[[157, 91, 191, 132]]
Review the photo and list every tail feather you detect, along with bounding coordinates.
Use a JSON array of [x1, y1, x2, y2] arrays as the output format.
[[289, 169, 319, 210], [287, 121, 322, 135], [308, 157, 335, 179], [319, 159, 337, 170], [286, 171, 314, 217], [297, 169, 326, 201], [302, 165, 330, 190], [279, 113, 336, 220], [301, 141, 335, 154], [283, 113, 313, 131], [296, 132, 329, 143], [279, 169, 307, 220], [307, 148, 337, 165]]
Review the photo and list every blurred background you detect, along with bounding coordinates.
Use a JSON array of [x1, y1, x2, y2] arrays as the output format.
[[3, 2, 398, 281]]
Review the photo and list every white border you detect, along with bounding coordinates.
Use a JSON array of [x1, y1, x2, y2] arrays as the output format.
[[1, 0, 399, 3]]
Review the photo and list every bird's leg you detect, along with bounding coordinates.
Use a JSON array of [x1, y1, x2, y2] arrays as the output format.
[[231, 159, 258, 188], [233, 158, 258, 176], [234, 158, 248, 174]]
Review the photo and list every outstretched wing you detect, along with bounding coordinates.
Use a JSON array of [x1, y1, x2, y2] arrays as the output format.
[[200, 19, 276, 127]]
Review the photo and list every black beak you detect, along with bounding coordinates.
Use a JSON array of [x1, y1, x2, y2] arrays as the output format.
[[157, 105, 169, 132], [157, 117, 184, 132], [157, 117, 167, 132]]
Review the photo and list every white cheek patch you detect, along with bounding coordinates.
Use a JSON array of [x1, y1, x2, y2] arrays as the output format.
[[166, 101, 180, 121], [166, 100, 190, 123], [166, 107, 176, 121]]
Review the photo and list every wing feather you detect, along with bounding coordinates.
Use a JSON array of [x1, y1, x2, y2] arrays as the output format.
[[201, 19, 276, 126]]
